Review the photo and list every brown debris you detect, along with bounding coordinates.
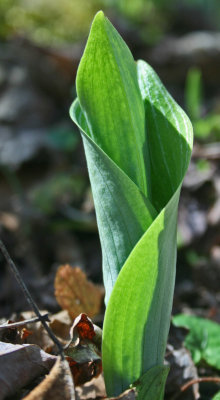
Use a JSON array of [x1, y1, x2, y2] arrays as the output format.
[[65, 314, 102, 386], [67, 357, 102, 386], [0, 341, 56, 400], [75, 375, 106, 399], [49, 310, 73, 341], [54, 264, 103, 319], [24, 357, 75, 400]]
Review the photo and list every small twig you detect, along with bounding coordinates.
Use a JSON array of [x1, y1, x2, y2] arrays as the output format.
[[0, 239, 64, 360], [172, 376, 220, 400], [0, 313, 50, 330], [181, 377, 220, 392]]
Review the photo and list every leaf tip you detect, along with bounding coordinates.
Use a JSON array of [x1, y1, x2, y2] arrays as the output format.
[[94, 10, 105, 20], [90, 10, 106, 31]]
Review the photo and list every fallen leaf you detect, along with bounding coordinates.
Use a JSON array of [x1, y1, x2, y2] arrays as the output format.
[[49, 310, 73, 341], [75, 375, 106, 400], [19, 311, 55, 351], [20, 327, 33, 340], [65, 314, 102, 359], [166, 344, 199, 399], [24, 356, 75, 400], [69, 313, 102, 347], [0, 211, 19, 231], [54, 265, 103, 319], [68, 358, 102, 386], [0, 320, 18, 343], [75, 376, 134, 400], [0, 341, 56, 400], [65, 314, 102, 386], [166, 323, 199, 399]]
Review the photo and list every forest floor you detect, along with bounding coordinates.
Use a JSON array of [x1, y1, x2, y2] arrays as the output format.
[[0, 28, 220, 400]]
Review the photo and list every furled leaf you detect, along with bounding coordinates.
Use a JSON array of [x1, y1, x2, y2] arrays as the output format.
[[138, 60, 193, 211], [76, 11, 150, 199], [173, 314, 220, 369], [70, 10, 193, 398], [54, 265, 103, 319], [70, 12, 157, 303], [102, 56, 192, 396], [72, 99, 157, 303]]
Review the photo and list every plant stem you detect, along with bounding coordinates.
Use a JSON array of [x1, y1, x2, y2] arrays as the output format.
[[0, 239, 64, 360]]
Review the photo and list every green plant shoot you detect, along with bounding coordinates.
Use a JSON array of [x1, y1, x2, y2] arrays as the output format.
[[70, 11, 193, 398]]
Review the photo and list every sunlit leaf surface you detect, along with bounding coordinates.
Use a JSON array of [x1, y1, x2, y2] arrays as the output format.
[[70, 11, 193, 397]]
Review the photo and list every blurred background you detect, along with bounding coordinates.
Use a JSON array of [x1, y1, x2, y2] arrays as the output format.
[[0, 0, 220, 324]]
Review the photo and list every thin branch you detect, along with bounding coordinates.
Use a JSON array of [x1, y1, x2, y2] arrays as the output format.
[[172, 376, 220, 400], [181, 376, 220, 392], [0, 239, 64, 360], [0, 313, 50, 330]]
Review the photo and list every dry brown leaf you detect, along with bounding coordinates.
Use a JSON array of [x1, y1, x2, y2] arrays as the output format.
[[166, 343, 199, 399], [65, 314, 102, 386], [49, 310, 72, 341], [0, 320, 18, 343], [69, 313, 102, 346], [20, 327, 33, 340], [54, 265, 103, 319], [75, 375, 106, 399], [24, 357, 75, 400], [0, 341, 56, 400], [67, 357, 102, 386], [0, 211, 19, 231], [19, 311, 55, 352]]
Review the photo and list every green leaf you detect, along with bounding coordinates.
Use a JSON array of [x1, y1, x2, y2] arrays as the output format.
[[173, 314, 220, 370], [185, 67, 202, 121], [135, 365, 169, 400], [70, 11, 157, 304], [76, 11, 151, 199], [138, 60, 193, 211], [102, 62, 192, 395], [213, 391, 220, 400], [194, 113, 220, 139], [70, 99, 157, 303], [70, 10, 193, 398], [102, 189, 180, 395]]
